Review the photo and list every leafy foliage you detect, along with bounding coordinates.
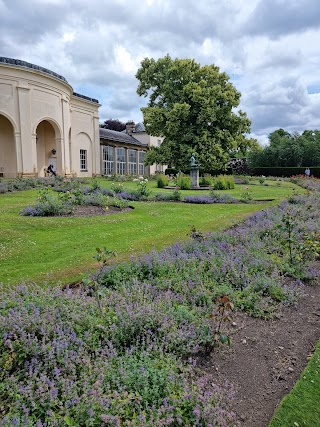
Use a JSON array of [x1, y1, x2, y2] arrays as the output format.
[[176, 174, 191, 190], [211, 175, 235, 190], [156, 173, 169, 188], [136, 55, 253, 172], [100, 118, 126, 132], [249, 128, 320, 168]]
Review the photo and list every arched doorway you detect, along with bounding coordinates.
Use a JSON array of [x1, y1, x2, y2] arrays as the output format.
[[0, 114, 16, 177], [36, 120, 61, 177]]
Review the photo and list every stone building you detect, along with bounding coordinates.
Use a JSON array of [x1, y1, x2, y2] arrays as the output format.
[[100, 121, 164, 176], [0, 57, 100, 178], [100, 122, 149, 176]]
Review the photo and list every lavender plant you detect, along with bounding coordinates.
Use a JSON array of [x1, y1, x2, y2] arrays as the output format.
[[4, 179, 320, 425]]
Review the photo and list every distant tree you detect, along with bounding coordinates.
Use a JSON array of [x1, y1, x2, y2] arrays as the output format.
[[136, 55, 253, 173], [248, 128, 320, 168], [100, 118, 126, 132]]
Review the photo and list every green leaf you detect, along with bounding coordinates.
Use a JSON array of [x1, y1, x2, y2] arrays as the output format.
[[64, 416, 76, 426], [219, 334, 229, 344]]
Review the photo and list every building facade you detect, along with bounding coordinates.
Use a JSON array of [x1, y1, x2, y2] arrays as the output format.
[[0, 57, 100, 178], [100, 121, 165, 176], [100, 122, 149, 176], [128, 122, 165, 175]]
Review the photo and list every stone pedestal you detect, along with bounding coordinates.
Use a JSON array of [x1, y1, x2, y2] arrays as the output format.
[[190, 167, 199, 188]]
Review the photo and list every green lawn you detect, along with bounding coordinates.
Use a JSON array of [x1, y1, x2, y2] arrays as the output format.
[[101, 176, 302, 201], [0, 179, 303, 286], [269, 340, 320, 427]]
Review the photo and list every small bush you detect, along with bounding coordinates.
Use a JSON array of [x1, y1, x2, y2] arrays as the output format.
[[83, 191, 109, 206], [111, 182, 124, 193], [240, 187, 253, 203], [211, 175, 235, 190], [154, 190, 182, 201], [134, 177, 150, 198], [106, 196, 129, 209], [157, 174, 169, 188], [165, 167, 178, 176], [199, 175, 213, 186], [259, 176, 266, 184], [209, 191, 238, 203], [176, 174, 191, 190], [20, 188, 73, 216], [184, 193, 238, 204], [117, 191, 139, 201]]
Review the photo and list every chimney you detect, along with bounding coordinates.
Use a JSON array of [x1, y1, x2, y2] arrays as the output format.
[[126, 120, 135, 136]]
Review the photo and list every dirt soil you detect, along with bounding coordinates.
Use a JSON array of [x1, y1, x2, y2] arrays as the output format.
[[198, 283, 320, 427]]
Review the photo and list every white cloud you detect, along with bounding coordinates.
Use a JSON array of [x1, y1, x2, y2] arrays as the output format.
[[1, 0, 320, 142], [62, 32, 75, 42]]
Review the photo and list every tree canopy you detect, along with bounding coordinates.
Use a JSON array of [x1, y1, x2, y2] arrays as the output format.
[[136, 55, 254, 172], [249, 129, 320, 168], [100, 118, 126, 132]]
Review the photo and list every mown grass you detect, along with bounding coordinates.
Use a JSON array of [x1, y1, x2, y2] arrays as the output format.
[[101, 176, 303, 201], [0, 179, 303, 286], [269, 340, 320, 427]]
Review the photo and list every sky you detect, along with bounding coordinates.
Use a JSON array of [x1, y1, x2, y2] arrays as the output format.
[[1, 0, 320, 146]]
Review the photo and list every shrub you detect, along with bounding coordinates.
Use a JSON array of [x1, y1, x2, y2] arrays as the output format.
[[134, 177, 150, 198], [83, 191, 109, 206], [199, 175, 213, 186], [111, 182, 124, 193], [154, 190, 182, 201], [259, 175, 266, 184], [20, 188, 73, 216], [209, 191, 238, 203], [176, 174, 191, 190], [157, 174, 169, 188], [228, 158, 251, 175], [240, 187, 253, 203], [211, 175, 235, 190], [235, 175, 250, 185], [165, 167, 178, 176], [184, 193, 238, 204], [117, 191, 139, 201], [252, 167, 320, 178], [184, 195, 214, 204], [106, 196, 130, 209]]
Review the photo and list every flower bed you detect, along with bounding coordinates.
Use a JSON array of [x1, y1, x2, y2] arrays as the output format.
[[2, 178, 320, 425]]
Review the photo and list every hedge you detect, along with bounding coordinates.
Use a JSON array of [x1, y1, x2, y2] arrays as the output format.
[[251, 167, 320, 178]]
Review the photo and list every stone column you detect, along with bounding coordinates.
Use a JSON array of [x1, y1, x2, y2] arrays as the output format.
[[125, 147, 129, 175], [17, 85, 36, 177], [100, 145, 104, 175], [14, 131, 23, 177], [55, 137, 63, 176], [114, 146, 117, 175], [190, 167, 199, 188], [136, 150, 140, 176], [61, 96, 71, 176], [93, 113, 100, 175]]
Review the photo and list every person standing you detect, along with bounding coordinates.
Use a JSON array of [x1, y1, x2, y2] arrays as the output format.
[[305, 167, 311, 178]]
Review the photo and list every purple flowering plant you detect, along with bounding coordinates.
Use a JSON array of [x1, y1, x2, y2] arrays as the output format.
[[4, 177, 320, 425]]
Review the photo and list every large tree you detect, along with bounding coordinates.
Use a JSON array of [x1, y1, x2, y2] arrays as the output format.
[[136, 55, 253, 172]]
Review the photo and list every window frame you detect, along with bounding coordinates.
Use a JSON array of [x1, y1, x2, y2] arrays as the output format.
[[80, 149, 87, 171]]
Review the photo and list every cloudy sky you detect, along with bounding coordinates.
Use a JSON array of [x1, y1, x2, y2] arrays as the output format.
[[1, 0, 320, 145]]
